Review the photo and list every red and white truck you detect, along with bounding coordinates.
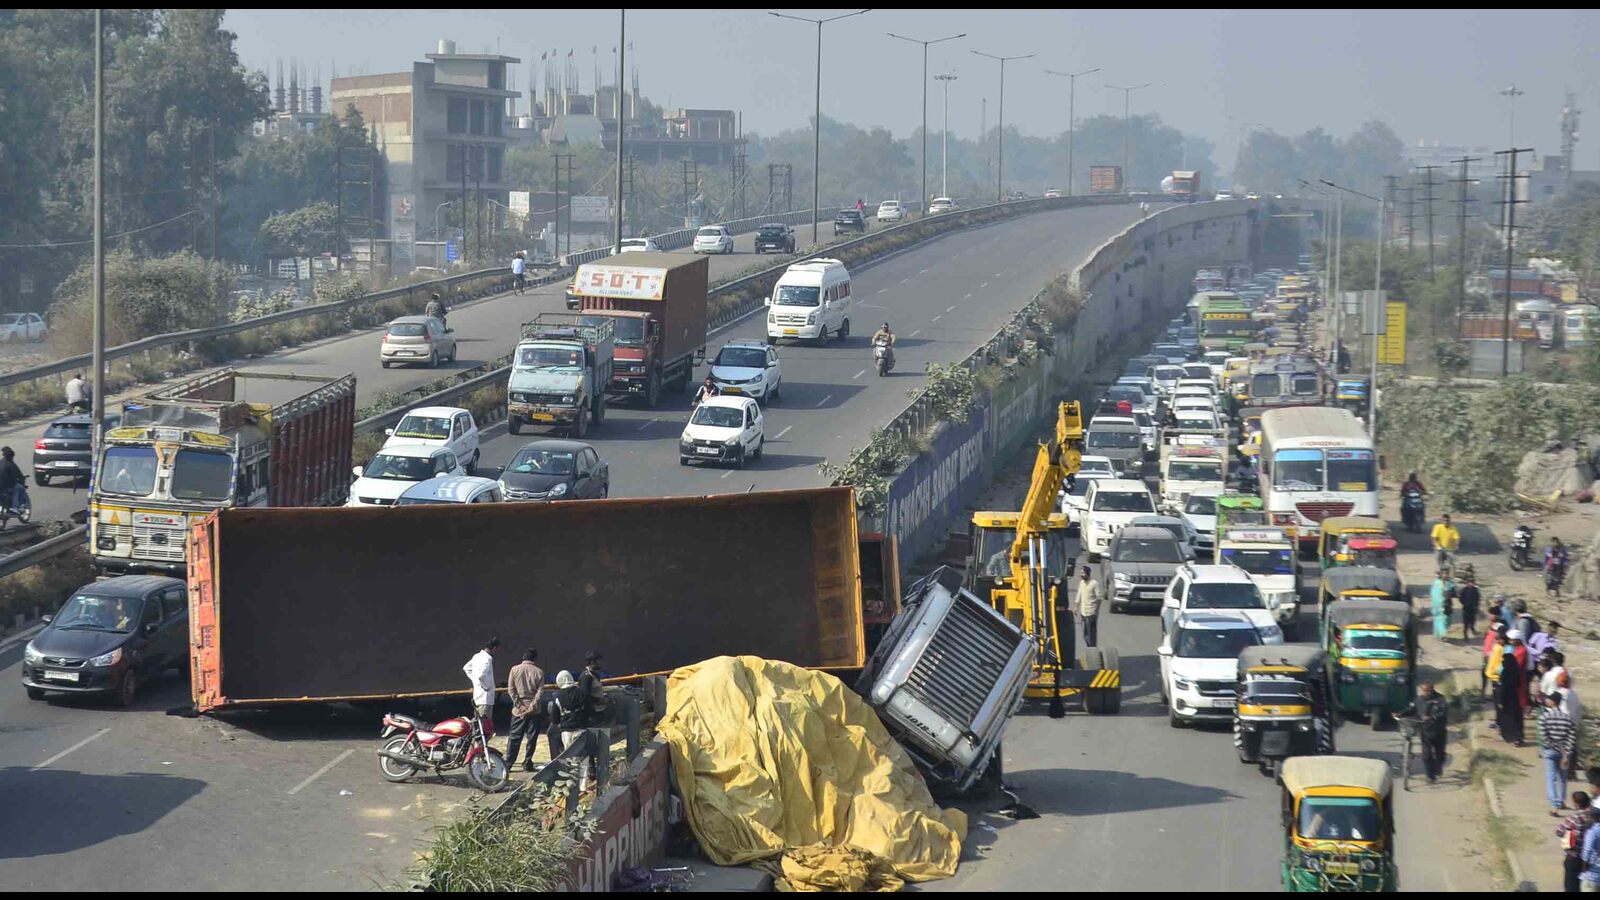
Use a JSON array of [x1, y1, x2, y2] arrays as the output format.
[[1162, 170, 1201, 201], [573, 253, 708, 407]]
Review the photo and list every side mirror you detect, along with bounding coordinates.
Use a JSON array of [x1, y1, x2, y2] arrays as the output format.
[[352, 466, 364, 478], [764, 296, 773, 307], [41, 614, 52, 624], [1157, 645, 1173, 657], [385, 428, 395, 437], [143, 622, 159, 637]]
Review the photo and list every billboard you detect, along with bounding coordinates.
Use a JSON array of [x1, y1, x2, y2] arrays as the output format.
[[573, 263, 668, 301], [508, 191, 530, 226], [1377, 302, 1406, 364], [572, 195, 611, 223]]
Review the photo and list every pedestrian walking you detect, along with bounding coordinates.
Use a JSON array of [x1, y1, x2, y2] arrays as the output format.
[[463, 636, 500, 719], [1458, 569, 1482, 639], [1580, 804, 1600, 891], [511, 251, 527, 294], [1431, 513, 1461, 574], [1558, 791, 1594, 892], [552, 670, 593, 790], [1499, 634, 1528, 746], [65, 372, 89, 413], [1429, 569, 1454, 639], [1485, 622, 1507, 698], [1418, 680, 1449, 783], [1542, 692, 1580, 816], [504, 648, 546, 773], [1075, 564, 1102, 649]]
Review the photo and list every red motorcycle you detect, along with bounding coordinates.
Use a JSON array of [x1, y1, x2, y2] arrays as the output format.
[[376, 710, 509, 792]]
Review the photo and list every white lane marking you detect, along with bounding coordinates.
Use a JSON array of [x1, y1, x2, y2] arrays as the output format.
[[853, 369, 866, 379], [816, 395, 833, 407], [288, 748, 356, 796], [964, 293, 972, 300], [775, 425, 793, 439], [33, 728, 110, 771], [932, 315, 942, 323], [637, 417, 658, 432], [721, 470, 734, 479], [899, 278, 909, 285], [947, 305, 956, 312], [919, 267, 929, 275], [993, 272, 1002, 277], [980, 281, 990, 288], [910, 329, 922, 338], [877, 288, 888, 294]]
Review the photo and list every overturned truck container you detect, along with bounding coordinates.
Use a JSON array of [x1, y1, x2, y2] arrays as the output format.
[[187, 487, 867, 712]]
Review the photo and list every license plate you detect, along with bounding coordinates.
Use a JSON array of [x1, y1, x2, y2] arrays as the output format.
[[43, 669, 80, 682], [696, 447, 719, 456], [1361, 687, 1389, 705], [1212, 698, 1236, 708], [723, 387, 743, 394], [783, 328, 799, 335], [532, 413, 556, 422]]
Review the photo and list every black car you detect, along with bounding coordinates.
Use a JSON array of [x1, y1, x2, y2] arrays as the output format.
[[22, 575, 188, 706], [833, 209, 867, 236], [33, 413, 118, 486], [753, 223, 796, 254], [498, 439, 610, 501]]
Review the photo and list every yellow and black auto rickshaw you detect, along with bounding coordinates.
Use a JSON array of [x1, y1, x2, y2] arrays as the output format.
[[1235, 645, 1336, 779], [1316, 516, 1391, 572], [1322, 598, 1417, 728], [1281, 755, 1398, 891]]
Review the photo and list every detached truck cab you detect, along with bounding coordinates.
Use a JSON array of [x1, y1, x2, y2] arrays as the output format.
[[508, 313, 614, 439], [573, 253, 708, 408], [91, 368, 356, 575]]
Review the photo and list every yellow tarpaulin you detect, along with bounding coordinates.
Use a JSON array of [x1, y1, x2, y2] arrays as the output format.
[[656, 656, 967, 892]]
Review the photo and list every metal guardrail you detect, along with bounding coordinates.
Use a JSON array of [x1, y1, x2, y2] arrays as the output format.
[[0, 525, 86, 580], [558, 208, 829, 267]]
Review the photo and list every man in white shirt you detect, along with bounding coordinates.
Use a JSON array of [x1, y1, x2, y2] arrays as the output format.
[[463, 637, 501, 718], [66, 372, 89, 413], [511, 251, 527, 295]]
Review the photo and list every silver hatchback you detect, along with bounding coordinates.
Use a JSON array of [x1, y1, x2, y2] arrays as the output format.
[[380, 315, 456, 368]]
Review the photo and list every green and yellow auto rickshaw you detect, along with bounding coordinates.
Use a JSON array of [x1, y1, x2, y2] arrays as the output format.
[[1235, 645, 1336, 779], [1322, 599, 1416, 728], [1318, 565, 1406, 619], [1215, 492, 1267, 534], [1281, 755, 1398, 892], [1316, 516, 1391, 572]]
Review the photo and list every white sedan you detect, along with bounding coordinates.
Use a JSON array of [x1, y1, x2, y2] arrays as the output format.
[[692, 226, 734, 254], [619, 237, 660, 253], [928, 197, 956, 214]]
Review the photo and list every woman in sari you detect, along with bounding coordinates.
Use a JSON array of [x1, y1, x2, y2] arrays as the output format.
[[1429, 570, 1455, 639], [1498, 632, 1527, 746]]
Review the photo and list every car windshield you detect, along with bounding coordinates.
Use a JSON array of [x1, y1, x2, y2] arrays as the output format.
[[509, 448, 576, 475], [1184, 364, 1211, 378], [1168, 461, 1222, 482], [1273, 450, 1325, 491], [1185, 494, 1217, 515], [364, 453, 435, 481], [1223, 547, 1295, 575], [697, 227, 723, 237], [1114, 537, 1183, 563], [1087, 430, 1140, 449], [1292, 374, 1322, 396], [715, 347, 767, 369], [1175, 626, 1261, 658], [1188, 581, 1264, 609], [170, 449, 233, 501], [518, 346, 584, 369], [1065, 479, 1094, 498], [1298, 797, 1380, 842], [773, 284, 820, 307], [1154, 366, 1184, 381], [388, 322, 427, 337], [1343, 627, 1406, 657], [1326, 450, 1377, 492], [100, 446, 159, 496], [1222, 508, 1269, 527], [393, 415, 450, 441], [1093, 490, 1154, 513], [691, 405, 745, 428], [1176, 414, 1215, 429], [1244, 680, 1312, 704], [52, 593, 145, 634], [1107, 386, 1145, 404], [582, 314, 644, 347]]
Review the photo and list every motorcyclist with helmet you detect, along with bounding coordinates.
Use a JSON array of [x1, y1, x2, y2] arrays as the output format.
[[871, 322, 896, 374]]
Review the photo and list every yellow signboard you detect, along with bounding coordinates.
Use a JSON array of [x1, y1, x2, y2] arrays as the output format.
[[1378, 302, 1406, 365]]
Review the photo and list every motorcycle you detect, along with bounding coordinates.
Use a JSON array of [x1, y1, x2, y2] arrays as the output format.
[[0, 474, 31, 528], [1400, 488, 1425, 533], [376, 709, 509, 792], [1508, 525, 1536, 571], [873, 338, 895, 376]]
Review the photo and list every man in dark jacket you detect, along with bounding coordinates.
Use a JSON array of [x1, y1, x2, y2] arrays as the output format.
[[0, 447, 24, 513], [1418, 680, 1450, 783], [579, 650, 607, 727]]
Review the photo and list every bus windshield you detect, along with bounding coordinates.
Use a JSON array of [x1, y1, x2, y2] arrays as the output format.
[[1326, 449, 1377, 492], [1272, 449, 1324, 491]]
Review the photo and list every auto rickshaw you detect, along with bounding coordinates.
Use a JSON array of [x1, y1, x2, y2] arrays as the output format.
[[1235, 645, 1336, 778], [1280, 755, 1398, 891], [1318, 565, 1407, 621], [1316, 516, 1391, 571], [1215, 492, 1268, 535], [1334, 377, 1370, 416], [1322, 599, 1416, 728]]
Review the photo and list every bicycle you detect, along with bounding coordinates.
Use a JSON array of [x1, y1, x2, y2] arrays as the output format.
[[1393, 713, 1420, 791], [0, 475, 32, 529]]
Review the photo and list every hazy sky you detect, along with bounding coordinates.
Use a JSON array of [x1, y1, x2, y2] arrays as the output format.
[[228, 10, 1600, 167]]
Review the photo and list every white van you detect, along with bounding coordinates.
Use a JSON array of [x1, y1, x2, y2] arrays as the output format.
[[766, 258, 853, 345]]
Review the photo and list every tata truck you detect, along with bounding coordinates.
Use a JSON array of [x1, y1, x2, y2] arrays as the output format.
[[1089, 165, 1124, 195], [507, 313, 614, 438], [574, 253, 708, 407], [1163, 170, 1201, 201], [90, 368, 356, 575]]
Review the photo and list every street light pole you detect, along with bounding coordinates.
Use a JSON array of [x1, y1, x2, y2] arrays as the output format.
[[1321, 178, 1384, 438], [935, 73, 957, 198], [1044, 67, 1098, 196], [1501, 84, 1524, 147], [888, 31, 965, 214], [972, 49, 1034, 202], [771, 9, 871, 245], [92, 8, 105, 469], [1105, 82, 1150, 188], [614, 11, 626, 255]]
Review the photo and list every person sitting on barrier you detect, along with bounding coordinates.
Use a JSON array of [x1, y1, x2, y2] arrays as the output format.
[[425, 292, 448, 327], [551, 670, 593, 790]]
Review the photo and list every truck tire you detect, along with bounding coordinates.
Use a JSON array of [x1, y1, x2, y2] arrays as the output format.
[[592, 395, 606, 426], [508, 416, 522, 436], [645, 371, 661, 408], [1098, 648, 1122, 713], [574, 407, 588, 439], [1079, 649, 1105, 714]]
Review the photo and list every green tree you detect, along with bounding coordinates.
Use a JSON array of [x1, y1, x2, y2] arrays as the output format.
[[48, 249, 231, 352], [256, 201, 338, 259]]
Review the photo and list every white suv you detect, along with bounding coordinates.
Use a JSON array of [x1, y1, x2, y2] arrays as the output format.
[[692, 225, 734, 254], [1160, 563, 1284, 642], [876, 200, 905, 222], [709, 340, 782, 403], [1081, 478, 1157, 555], [384, 406, 481, 474], [1158, 610, 1263, 727]]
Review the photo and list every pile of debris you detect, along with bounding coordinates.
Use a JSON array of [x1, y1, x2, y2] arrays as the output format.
[[1514, 435, 1598, 504]]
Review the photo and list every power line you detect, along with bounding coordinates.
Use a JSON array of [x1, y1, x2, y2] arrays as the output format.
[[1451, 155, 1480, 336], [1495, 146, 1531, 376], [0, 209, 200, 249]]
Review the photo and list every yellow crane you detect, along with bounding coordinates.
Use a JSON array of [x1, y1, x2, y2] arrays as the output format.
[[966, 400, 1122, 716]]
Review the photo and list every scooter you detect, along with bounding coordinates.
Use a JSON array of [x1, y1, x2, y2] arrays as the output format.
[[873, 338, 895, 376], [1508, 524, 1536, 571], [0, 475, 31, 528], [1400, 487, 1426, 533], [376, 709, 509, 792]]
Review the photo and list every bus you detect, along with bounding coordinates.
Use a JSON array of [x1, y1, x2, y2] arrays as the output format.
[[1258, 406, 1378, 549], [1245, 356, 1324, 409]]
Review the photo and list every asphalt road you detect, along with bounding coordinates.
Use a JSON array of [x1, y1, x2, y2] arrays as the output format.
[[0, 203, 1152, 890]]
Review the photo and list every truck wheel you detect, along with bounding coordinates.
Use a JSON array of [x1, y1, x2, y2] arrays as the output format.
[[508, 416, 522, 436], [592, 396, 606, 426], [766, 336, 777, 347], [645, 372, 661, 408], [574, 408, 588, 439]]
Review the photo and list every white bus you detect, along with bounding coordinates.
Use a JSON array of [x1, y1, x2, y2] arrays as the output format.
[[1258, 406, 1378, 549]]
